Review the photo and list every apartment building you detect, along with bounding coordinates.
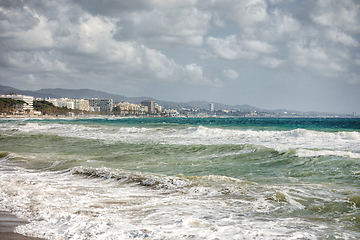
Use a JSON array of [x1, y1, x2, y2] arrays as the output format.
[[74, 99, 90, 112], [141, 100, 155, 113], [87, 98, 113, 112]]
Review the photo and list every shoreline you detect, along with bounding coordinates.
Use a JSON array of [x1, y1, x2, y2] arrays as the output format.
[[0, 211, 43, 240], [0, 114, 359, 119]]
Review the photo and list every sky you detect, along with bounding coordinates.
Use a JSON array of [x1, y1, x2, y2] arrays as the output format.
[[0, 0, 360, 114]]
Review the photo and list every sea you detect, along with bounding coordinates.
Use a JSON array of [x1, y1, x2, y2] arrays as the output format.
[[0, 117, 360, 240]]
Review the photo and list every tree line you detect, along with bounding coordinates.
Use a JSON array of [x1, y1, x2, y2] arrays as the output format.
[[0, 98, 27, 114], [33, 100, 84, 115]]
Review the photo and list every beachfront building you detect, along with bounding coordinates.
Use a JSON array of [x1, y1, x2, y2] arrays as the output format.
[[114, 102, 148, 116], [58, 98, 75, 109], [1, 94, 34, 112], [44, 98, 64, 108], [87, 98, 113, 113], [45, 98, 58, 107], [116, 102, 135, 111], [46, 98, 90, 111], [46, 98, 74, 109], [164, 109, 179, 117], [210, 103, 214, 112], [141, 100, 155, 113], [155, 103, 162, 113], [74, 99, 90, 112]]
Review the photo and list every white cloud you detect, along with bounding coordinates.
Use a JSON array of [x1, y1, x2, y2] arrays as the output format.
[[243, 39, 276, 54], [0, 2, 194, 85], [204, 1, 360, 81], [206, 34, 277, 61], [288, 40, 349, 77], [76, 15, 116, 54], [212, 12, 226, 27], [258, 57, 284, 69], [143, 47, 182, 81], [233, 0, 269, 26], [6, 51, 70, 73], [1, 0, 360, 110], [309, 0, 360, 33], [223, 69, 239, 79], [206, 35, 258, 60], [207, 0, 269, 27], [134, 7, 211, 46], [184, 63, 222, 86], [257, 8, 301, 42], [197, 49, 217, 59], [268, 0, 292, 4], [326, 29, 359, 47], [0, 5, 39, 33], [2, 13, 55, 49]]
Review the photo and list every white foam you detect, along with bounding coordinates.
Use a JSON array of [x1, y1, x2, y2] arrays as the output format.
[[0, 164, 350, 239], [296, 149, 360, 158], [5, 122, 359, 158]]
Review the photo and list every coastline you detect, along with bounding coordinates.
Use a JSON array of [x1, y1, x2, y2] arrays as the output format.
[[0, 114, 359, 119], [0, 211, 43, 240]]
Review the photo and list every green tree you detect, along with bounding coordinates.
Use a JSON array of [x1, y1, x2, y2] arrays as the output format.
[[0, 98, 26, 114]]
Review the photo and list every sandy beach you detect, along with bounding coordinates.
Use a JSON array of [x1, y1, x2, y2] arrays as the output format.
[[0, 211, 42, 240]]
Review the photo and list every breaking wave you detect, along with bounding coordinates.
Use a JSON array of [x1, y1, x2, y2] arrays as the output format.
[[6, 122, 359, 158]]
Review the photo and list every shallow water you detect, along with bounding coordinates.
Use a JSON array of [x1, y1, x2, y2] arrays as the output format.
[[0, 117, 359, 239]]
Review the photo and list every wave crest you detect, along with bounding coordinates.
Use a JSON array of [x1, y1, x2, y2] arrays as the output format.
[[71, 166, 191, 190]]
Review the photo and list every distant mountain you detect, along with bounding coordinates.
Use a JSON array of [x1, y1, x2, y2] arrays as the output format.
[[35, 88, 150, 103], [0, 84, 262, 111], [0, 85, 153, 104], [0, 85, 60, 99], [8, 85, 347, 116], [165, 100, 261, 112]]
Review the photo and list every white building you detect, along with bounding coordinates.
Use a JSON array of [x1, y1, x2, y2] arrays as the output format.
[[155, 103, 162, 113], [87, 98, 113, 113], [58, 98, 75, 109], [210, 103, 214, 112], [164, 109, 179, 116], [1, 94, 34, 112], [46, 98, 90, 111], [141, 100, 155, 113], [44, 98, 58, 107], [74, 99, 90, 111]]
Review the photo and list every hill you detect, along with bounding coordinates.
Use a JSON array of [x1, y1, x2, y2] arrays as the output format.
[[0, 84, 260, 111]]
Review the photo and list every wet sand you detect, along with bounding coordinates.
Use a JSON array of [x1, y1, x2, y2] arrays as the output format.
[[0, 211, 43, 240]]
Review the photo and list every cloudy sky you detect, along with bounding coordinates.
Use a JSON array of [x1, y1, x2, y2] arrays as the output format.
[[1, 0, 360, 114]]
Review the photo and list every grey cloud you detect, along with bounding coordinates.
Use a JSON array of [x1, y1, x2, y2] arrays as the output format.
[[204, 0, 360, 81], [309, 0, 360, 33], [223, 69, 239, 79], [0, 0, 199, 87], [0, 3, 40, 34], [73, 0, 152, 17], [0, 0, 24, 8], [258, 57, 284, 69], [0, 0, 359, 113], [184, 63, 222, 87], [206, 35, 258, 60], [113, 7, 211, 47]]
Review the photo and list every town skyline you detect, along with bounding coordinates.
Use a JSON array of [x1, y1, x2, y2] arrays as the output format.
[[0, 84, 357, 117]]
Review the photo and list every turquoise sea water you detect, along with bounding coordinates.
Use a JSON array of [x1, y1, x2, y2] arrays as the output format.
[[0, 117, 360, 239]]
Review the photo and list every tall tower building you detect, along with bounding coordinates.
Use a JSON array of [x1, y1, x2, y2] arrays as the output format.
[[141, 100, 155, 113], [210, 103, 214, 112]]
